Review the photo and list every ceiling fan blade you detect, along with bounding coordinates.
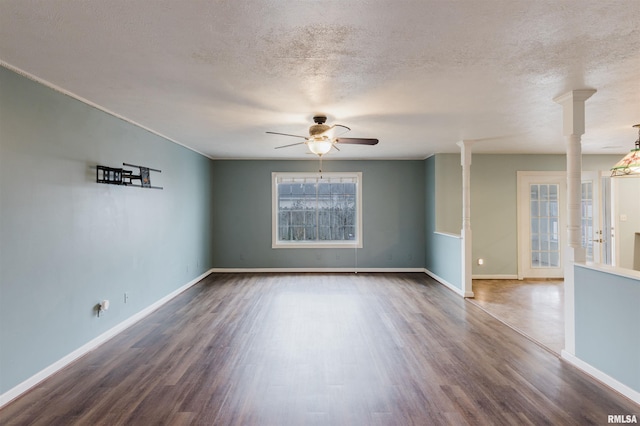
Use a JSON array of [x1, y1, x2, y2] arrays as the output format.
[[266, 131, 308, 139], [275, 142, 306, 149], [335, 137, 379, 145], [333, 124, 351, 136], [321, 124, 351, 139]]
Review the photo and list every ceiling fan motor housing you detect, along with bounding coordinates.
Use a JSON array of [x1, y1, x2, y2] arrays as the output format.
[[308, 115, 328, 136], [309, 123, 330, 137], [309, 116, 329, 137]]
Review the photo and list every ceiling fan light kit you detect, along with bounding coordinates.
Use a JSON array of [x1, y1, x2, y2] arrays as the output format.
[[610, 124, 640, 177], [266, 115, 378, 158], [307, 139, 333, 156]]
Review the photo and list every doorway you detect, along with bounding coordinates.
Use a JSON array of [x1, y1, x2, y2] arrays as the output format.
[[581, 172, 614, 265], [517, 172, 566, 279], [477, 171, 613, 354]]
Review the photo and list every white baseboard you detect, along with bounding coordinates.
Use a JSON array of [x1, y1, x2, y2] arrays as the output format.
[[0, 269, 214, 409], [423, 268, 472, 297], [561, 350, 640, 405], [472, 274, 519, 280], [215, 268, 474, 298], [211, 267, 426, 273]]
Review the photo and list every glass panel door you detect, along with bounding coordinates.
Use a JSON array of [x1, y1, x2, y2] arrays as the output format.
[[581, 180, 595, 262], [530, 183, 560, 269], [581, 171, 612, 265], [517, 172, 565, 279], [601, 175, 613, 265]]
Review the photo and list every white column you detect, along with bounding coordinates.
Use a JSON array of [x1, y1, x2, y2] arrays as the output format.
[[458, 140, 475, 298], [553, 89, 596, 355], [565, 134, 584, 258]]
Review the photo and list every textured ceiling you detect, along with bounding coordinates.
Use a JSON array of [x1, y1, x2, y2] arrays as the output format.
[[1, 0, 639, 159]]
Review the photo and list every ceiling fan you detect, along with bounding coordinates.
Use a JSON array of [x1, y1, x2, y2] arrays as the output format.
[[266, 116, 379, 157]]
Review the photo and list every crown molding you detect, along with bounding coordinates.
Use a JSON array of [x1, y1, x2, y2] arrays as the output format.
[[0, 61, 214, 160]]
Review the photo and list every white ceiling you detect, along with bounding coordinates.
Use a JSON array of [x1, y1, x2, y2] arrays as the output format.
[[1, 0, 639, 160]]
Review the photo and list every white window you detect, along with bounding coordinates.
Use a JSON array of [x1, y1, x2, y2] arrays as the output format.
[[272, 172, 363, 248]]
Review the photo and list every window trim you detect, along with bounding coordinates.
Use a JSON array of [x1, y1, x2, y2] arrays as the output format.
[[272, 172, 363, 249]]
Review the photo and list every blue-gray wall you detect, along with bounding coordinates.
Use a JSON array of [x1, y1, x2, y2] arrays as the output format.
[[0, 66, 214, 394], [424, 156, 462, 289], [575, 265, 640, 393], [210, 160, 426, 269]]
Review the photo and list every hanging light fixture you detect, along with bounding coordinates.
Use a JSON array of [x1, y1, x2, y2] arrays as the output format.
[[610, 124, 640, 177], [306, 136, 333, 156]]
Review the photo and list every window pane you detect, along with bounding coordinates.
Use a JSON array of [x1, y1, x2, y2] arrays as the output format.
[[540, 233, 549, 251], [540, 184, 548, 199], [345, 183, 356, 194], [550, 217, 559, 240], [530, 185, 539, 199], [540, 252, 550, 267], [531, 237, 539, 251], [304, 183, 316, 194], [318, 182, 330, 195], [330, 183, 343, 194], [531, 218, 539, 234], [531, 252, 540, 267], [540, 200, 548, 217], [275, 173, 361, 246], [540, 218, 548, 234], [531, 200, 538, 217]]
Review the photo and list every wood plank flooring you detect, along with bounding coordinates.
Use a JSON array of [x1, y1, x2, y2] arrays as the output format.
[[1, 273, 638, 425], [468, 279, 564, 354]]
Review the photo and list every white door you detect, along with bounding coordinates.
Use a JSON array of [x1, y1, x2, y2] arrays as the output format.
[[581, 172, 599, 263], [600, 175, 614, 265], [517, 172, 566, 279], [581, 172, 614, 265]]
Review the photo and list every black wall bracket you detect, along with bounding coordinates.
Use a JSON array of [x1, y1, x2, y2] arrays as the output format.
[[97, 163, 163, 189]]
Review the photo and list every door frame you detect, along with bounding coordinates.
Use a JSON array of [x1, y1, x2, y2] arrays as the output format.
[[517, 171, 566, 279]]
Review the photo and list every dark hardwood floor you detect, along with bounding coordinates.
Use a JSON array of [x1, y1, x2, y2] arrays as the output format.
[[1, 273, 637, 425]]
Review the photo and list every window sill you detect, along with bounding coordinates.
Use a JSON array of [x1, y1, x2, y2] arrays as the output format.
[[272, 241, 363, 249]]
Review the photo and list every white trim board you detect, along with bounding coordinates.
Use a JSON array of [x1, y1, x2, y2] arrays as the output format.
[[561, 350, 640, 405], [472, 274, 519, 280], [212, 268, 474, 299], [211, 267, 425, 273], [424, 268, 473, 298], [0, 269, 214, 409]]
